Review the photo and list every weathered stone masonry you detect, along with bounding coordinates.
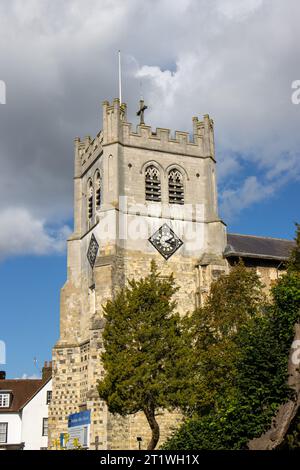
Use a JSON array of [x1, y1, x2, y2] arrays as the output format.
[[48, 98, 294, 449]]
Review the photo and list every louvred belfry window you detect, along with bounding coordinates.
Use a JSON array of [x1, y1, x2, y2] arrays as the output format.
[[88, 180, 93, 220], [145, 165, 161, 202], [168, 169, 184, 204], [95, 171, 101, 208]]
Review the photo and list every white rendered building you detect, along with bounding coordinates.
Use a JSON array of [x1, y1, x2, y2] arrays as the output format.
[[0, 364, 52, 450]]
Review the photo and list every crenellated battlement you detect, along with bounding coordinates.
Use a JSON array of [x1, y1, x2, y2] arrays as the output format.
[[74, 130, 104, 176], [101, 99, 215, 160], [74, 98, 215, 177]]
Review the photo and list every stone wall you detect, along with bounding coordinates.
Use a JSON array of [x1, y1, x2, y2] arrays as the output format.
[[226, 257, 286, 295]]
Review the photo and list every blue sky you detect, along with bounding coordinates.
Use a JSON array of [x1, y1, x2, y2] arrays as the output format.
[[0, 0, 299, 377], [227, 181, 299, 239], [0, 255, 65, 378]]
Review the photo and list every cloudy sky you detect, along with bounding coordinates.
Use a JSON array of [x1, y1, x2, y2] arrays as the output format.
[[0, 0, 299, 377]]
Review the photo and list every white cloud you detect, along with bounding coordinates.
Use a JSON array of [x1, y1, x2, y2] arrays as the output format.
[[132, 0, 300, 220], [220, 176, 276, 221], [0, 0, 299, 240], [217, 153, 242, 182], [15, 373, 40, 380], [0, 208, 71, 260], [216, 0, 263, 21]]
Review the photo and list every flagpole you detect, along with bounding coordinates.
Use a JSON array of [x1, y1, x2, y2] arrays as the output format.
[[118, 50, 122, 104]]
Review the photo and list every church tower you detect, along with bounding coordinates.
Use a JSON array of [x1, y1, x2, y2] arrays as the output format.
[[48, 98, 227, 449]]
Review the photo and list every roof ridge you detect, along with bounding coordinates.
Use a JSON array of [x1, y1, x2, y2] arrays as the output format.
[[228, 232, 294, 242], [0, 379, 42, 383]]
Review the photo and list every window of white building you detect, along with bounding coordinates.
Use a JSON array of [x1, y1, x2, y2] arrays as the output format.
[[0, 423, 8, 443], [42, 418, 48, 436], [0, 393, 10, 408], [46, 390, 52, 405]]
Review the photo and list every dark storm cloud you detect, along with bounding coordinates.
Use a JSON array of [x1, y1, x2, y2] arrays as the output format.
[[0, 0, 299, 256]]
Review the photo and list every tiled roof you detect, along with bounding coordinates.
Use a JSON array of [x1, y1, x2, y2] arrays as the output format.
[[225, 233, 295, 261], [0, 379, 43, 413]]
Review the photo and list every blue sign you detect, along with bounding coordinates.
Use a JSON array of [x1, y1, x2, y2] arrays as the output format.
[[68, 410, 91, 428]]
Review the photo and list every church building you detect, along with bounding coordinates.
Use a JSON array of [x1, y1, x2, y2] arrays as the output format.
[[48, 98, 294, 449]]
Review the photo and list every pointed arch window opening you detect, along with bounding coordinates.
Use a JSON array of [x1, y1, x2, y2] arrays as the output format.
[[95, 172, 101, 209], [168, 169, 184, 205], [88, 181, 94, 221], [145, 165, 161, 202]]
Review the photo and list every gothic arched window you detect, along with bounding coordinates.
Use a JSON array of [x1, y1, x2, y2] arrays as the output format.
[[87, 179, 94, 221], [168, 169, 184, 204], [95, 171, 101, 209], [145, 165, 161, 202]]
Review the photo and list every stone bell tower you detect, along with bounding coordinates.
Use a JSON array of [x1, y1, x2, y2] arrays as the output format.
[[48, 98, 227, 449]]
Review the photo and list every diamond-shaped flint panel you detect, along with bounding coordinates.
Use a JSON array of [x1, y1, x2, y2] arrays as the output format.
[[148, 223, 183, 260], [87, 234, 99, 268]]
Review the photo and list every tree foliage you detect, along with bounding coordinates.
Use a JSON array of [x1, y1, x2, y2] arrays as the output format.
[[98, 261, 191, 450], [288, 223, 300, 273], [182, 261, 265, 415], [163, 239, 300, 450]]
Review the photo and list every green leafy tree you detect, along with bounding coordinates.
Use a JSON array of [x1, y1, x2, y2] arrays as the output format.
[[164, 230, 300, 450], [184, 261, 265, 414], [288, 223, 300, 272], [98, 261, 191, 450], [279, 222, 300, 448]]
